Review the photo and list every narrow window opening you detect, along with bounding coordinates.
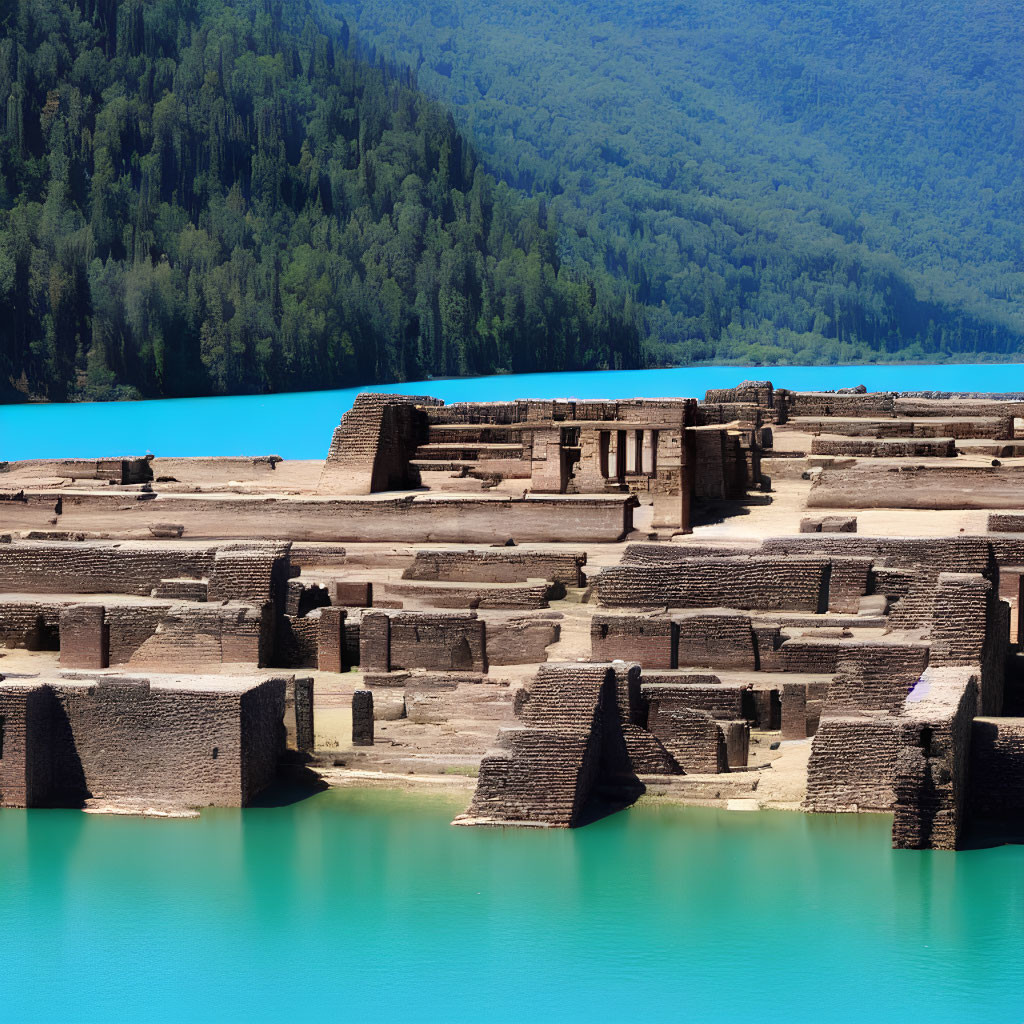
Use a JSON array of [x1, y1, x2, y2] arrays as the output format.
[[211, 746, 219, 760]]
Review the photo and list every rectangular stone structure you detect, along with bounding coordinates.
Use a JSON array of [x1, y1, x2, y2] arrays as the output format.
[[285, 676, 315, 753], [0, 676, 287, 809], [317, 607, 346, 673], [352, 690, 374, 746], [590, 615, 675, 668], [59, 604, 109, 670], [334, 582, 373, 607], [359, 612, 391, 673], [781, 683, 808, 741]]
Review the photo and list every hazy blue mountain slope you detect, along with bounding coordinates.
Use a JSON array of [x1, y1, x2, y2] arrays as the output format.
[[340, 0, 1024, 364]]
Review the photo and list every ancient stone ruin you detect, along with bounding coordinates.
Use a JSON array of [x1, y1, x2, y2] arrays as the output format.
[[3, 381, 1024, 845]]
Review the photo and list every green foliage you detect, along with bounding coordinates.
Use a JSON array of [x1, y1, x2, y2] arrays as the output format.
[[0, 0, 641, 400], [341, 0, 1024, 365]]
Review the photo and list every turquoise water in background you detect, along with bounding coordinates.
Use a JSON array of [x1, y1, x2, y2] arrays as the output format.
[[5, 364, 1024, 460], [1, 789, 1023, 1024]]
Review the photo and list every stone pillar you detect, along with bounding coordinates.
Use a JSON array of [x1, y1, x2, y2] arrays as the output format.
[[59, 604, 108, 669], [359, 612, 391, 673], [641, 430, 656, 474], [723, 720, 750, 768], [781, 683, 807, 740], [352, 689, 374, 746], [625, 430, 639, 473], [285, 676, 315, 752], [317, 607, 347, 672]]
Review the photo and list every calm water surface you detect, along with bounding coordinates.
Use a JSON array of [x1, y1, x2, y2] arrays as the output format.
[[1, 789, 1022, 1023], [6, 364, 1024, 460]]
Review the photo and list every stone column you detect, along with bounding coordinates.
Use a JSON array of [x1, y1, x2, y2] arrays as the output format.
[[59, 604, 108, 669], [781, 683, 807, 740], [317, 607, 347, 672], [352, 689, 374, 746], [359, 612, 391, 673]]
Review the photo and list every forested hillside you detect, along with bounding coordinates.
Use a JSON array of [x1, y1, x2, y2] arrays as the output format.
[[342, 0, 1024, 365], [0, 0, 641, 400]]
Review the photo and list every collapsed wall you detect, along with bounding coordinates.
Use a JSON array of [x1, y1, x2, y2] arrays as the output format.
[[456, 664, 642, 827]]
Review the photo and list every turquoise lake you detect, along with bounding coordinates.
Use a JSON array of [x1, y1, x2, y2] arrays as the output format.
[[6, 363, 1024, 460], [1, 788, 1022, 1023]]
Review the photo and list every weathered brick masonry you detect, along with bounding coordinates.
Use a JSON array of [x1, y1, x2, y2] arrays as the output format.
[[0, 676, 288, 809]]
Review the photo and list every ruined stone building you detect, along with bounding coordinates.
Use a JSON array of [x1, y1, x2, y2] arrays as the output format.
[[3, 381, 1024, 845]]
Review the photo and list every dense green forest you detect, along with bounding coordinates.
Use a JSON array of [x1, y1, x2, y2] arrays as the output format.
[[342, 0, 1024, 366], [0, 0, 642, 400]]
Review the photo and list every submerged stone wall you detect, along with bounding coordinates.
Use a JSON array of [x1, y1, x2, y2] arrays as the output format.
[[892, 670, 977, 850], [969, 718, 1024, 817], [805, 717, 902, 812], [461, 665, 613, 826]]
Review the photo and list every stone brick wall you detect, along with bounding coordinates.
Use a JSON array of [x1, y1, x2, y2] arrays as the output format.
[[464, 664, 614, 826], [0, 541, 291, 609], [59, 605, 108, 669], [762, 535, 995, 578], [805, 717, 902, 811], [0, 686, 52, 807], [0, 600, 61, 648], [379, 579, 552, 611], [987, 514, 1024, 533], [283, 676, 314, 753], [4, 492, 636, 544], [646, 705, 728, 773], [674, 612, 756, 669], [892, 670, 977, 850], [486, 616, 560, 665], [809, 437, 957, 458], [318, 393, 439, 494], [596, 556, 830, 612], [640, 680, 744, 720], [240, 679, 289, 802], [316, 607, 346, 672], [783, 391, 897, 418], [358, 611, 487, 673], [927, 572, 1006, 716], [0, 676, 287, 809], [796, 416, 1012, 439], [826, 643, 930, 715], [126, 602, 272, 670], [590, 615, 675, 668], [106, 606, 168, 664], [389, 613, 487, 673], [1, 457, 152, 483], [808, 465, 1024, 510], [0, 541, 217, 595], [402, 548, 587, 587], [969, 718, 1024, 816]]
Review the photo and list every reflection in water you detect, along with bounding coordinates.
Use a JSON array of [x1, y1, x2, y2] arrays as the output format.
[[1, 792, 1024, 1023]]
